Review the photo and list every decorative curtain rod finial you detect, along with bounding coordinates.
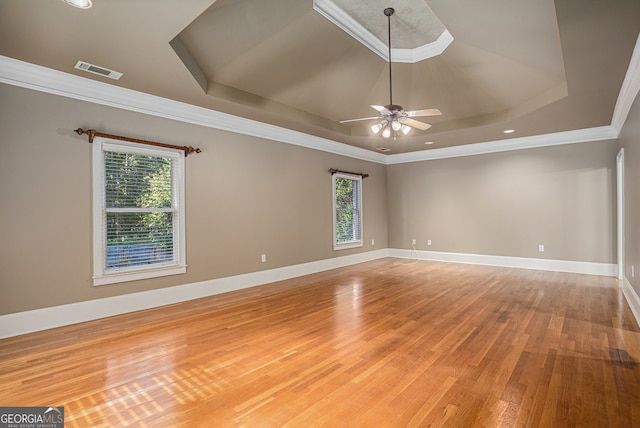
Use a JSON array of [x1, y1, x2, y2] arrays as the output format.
[[75, 128, 96, 143]]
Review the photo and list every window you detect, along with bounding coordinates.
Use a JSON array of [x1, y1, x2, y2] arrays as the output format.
[[92, 137, 186, 285], [333, 172, 363, 250]]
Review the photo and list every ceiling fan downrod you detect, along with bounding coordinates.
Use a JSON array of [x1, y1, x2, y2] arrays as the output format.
[[385, 7, 394, 107], [338, 7, 442, 138]]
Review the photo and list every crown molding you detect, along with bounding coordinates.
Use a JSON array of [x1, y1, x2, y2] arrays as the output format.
[[393, 31, 454, 63], [388, 32, 640, 164], [386, 126, 619, 164], [313, 0, 387, 60], [612, 33, 640, 134], [0, 55, 387, 164], [1, 49, 637, 166], [312, 0, 452, 63]]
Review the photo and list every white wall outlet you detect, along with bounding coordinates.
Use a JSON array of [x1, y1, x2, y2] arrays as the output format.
[[412, 238, 416, 245], [538, 245, 545, 252], [371, 239, 375, 246], [632, 265, 635, 277], [261, 254, 266, 263], [427, 240, 432, 246]]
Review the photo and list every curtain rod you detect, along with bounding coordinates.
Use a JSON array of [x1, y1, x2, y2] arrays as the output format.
[[329, 168, 369, 178], [74, 128, 201, 157]]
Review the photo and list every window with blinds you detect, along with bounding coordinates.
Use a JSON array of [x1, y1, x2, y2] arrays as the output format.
[[332, 173, 363, 250], [93, 138, 186, 285]]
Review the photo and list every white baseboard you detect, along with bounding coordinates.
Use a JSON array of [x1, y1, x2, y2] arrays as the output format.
[[0, 249, 622, 339], [388, 248, 618, 277], [622, 276, 640, 328], [0, 249, 389, 339]]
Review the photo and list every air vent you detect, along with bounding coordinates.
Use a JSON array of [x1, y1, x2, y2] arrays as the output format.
[[74, 61, 123, 80]]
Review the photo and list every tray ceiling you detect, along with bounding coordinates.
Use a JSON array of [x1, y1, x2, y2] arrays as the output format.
[[0, 0, 638, 154]]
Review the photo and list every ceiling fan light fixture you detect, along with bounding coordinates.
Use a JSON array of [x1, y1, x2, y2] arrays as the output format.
[[60, 0, 92, 8], [338, 7, 442, 140]]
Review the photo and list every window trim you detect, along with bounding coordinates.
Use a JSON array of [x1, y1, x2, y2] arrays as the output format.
[[332, 172, 363, 250], [92, 137, 186, 286]]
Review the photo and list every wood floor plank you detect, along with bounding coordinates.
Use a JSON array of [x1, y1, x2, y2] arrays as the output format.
[[1, 259, 639, 426]]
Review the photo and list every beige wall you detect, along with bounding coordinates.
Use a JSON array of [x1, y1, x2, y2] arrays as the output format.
[[619, 90, 640, 298], [0, 84, 388, 314], [387, 141, 618, 263], [0, 81, 625, 317]]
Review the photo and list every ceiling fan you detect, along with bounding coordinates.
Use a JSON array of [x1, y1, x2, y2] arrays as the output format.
[[340, 7, 442, 138]]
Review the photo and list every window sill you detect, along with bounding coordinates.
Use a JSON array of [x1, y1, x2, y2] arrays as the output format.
[[333, 241, 364, 251], [93, 264, 187, 286]]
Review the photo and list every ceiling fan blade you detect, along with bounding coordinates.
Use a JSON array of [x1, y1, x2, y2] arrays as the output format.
[[371, 105, 392, 115], [406, 108, 442, 117], [403, 118, 432, 131], [340, 116, 381, 124]]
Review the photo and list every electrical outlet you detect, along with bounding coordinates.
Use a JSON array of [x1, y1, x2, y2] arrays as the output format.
[[427, 240, 432, 246], [632, 265, 635, 278], [538, 245, 544, 252], [261, 254, 266, 263], [371, 239, 375, 246], [412, 238, 416, 245]]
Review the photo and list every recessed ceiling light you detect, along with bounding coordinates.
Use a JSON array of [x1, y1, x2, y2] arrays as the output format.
[[425, 141, 435, 145], [503, 129, 515, 134], [376, 147, 391, 152], [61, 0, 92, 9]]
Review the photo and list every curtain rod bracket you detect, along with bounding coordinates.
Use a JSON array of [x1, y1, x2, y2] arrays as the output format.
[[74, 128, 201, 156]]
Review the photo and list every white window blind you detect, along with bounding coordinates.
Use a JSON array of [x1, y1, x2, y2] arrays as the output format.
[[93, 139, 186, 285], [333, 173, 363, 250]]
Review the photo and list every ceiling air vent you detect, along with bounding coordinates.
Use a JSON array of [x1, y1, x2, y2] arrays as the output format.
[[74, 61, 123, 80]]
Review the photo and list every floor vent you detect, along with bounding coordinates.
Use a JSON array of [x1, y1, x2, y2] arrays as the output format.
[[74, 61, 123, 80]]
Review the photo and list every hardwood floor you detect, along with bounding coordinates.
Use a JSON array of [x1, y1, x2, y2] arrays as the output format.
[[1, 259, 639, 427]]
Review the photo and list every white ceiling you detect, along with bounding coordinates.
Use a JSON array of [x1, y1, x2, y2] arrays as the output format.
[[0, 0, 639, 155]]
